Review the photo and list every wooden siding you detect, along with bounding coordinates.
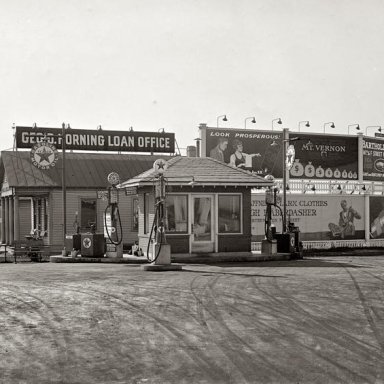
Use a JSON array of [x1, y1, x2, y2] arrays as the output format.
[[49, 189, 141, 249], [19, 199, 32, 240]]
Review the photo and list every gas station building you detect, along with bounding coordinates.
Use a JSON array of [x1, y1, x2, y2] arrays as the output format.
[[0, 150, 159, 254], [120, 156, 272, 255]]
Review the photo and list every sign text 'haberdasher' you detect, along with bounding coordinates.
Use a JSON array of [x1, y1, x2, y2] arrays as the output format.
[[15, 127, 175, 153]]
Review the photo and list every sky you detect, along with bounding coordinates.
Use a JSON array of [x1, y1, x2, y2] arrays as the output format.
[[1, 0, 384, 153]]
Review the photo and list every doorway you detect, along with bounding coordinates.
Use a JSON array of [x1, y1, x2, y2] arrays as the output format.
[[191, 195, 215, 253]]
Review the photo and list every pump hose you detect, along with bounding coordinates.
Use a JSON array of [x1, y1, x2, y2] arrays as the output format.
[[146, 203, 164, 263], [104, 204, 123, 246], [274, 204, 284, 233], [264, 203, 284, 239]]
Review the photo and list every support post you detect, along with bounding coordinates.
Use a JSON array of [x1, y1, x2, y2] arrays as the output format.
[[62, 123, 67, 256]]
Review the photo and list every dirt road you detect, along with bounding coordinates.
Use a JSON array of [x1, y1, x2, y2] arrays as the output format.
[[0, 257, 383, 383]]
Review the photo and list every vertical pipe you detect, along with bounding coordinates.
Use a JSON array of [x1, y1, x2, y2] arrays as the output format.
[[282, 128, 288, 233], [9, 196, 14, 245], [13, 195, 19, 242], [0, 198, 5, 244], [62, 123, 67, 255], [357, 132, 363, 183], [365, 192, 370, 243], [5, 197, 9, 244]]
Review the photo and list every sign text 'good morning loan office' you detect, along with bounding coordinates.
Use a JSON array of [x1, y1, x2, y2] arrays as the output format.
[[15, 126, 175, 153]]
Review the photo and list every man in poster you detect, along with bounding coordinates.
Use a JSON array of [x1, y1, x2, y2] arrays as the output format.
[[328, 200, 362, 239]]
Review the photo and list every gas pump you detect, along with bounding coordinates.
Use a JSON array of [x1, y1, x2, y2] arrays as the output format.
[[261, 180, 282, 255], [143, 159, 182, 271], [146, 159, 170, 264], [104, 172, 123, 258], [266, 185, 302, 257]]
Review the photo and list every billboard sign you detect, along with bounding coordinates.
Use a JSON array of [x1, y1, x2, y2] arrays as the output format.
[[289, 133, 358, 180], [251, 194, 365, 241], [15, 126, 175, 153], [363, 137, 384, 181], [202, 127, 283, 177], [369, 196, 384, 239]]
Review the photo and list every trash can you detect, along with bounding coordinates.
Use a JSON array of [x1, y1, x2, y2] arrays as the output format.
[[80, 233, 105, 257], [274, 233, 296, 253], [65, 234, 81, 252]]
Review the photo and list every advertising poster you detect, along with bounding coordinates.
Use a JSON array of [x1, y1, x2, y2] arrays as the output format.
[[203, 127, 283, 178], [289, 133, 358, 180], [251, 194, 365, 241], [363, 137, 384, 181], [369, 196, 384, 239]]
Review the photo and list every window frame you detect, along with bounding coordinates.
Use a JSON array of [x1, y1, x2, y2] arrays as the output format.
[[80, 198, 97, 232], [165, 193, 189, 234], [217, 193, 243, 234]]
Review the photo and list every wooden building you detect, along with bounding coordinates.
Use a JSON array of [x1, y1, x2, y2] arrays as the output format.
[[0, 150, 162, 253], [120, 156, 272, 255]]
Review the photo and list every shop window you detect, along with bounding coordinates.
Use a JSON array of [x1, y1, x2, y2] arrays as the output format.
[[166, 195, 188, 233], [31, 198, 48, 237], [81, 198, 97, 231], [218, 195, 241, 233]]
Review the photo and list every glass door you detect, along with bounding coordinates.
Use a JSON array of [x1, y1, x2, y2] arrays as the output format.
[[191, 195, 214, 253]]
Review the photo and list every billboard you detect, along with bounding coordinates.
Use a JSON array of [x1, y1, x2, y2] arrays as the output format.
[[251, 194, 365, 241], [289, 133, 358, 180], [202, 127, 283, 177], [15, 126, 175, 153], [363, 137, 384, 181], [369, 196, 384, 239]]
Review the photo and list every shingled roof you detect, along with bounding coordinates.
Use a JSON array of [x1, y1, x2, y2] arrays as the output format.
[[0, 150, 164, 188], [119, 156, 273, 188]]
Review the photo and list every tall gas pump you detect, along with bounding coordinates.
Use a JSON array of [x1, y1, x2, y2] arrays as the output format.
[[104, 172, 123, 258], [143, 159, 182, 271], [261, 177, 281, 255]]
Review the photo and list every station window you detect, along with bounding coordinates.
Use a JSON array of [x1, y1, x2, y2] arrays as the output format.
[[218, 195, 241, 233], [32, 198, 48, 237], [165, 195, 188, 233], [81, 198, 97, 231]]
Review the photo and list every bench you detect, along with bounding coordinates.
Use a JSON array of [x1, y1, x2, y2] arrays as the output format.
[[11, 240, 51, 262]]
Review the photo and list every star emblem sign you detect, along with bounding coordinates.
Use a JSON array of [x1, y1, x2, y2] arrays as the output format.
[[30, 141, 59, 170], [153, 159, 168, 174], [36, 147, 54, 164]]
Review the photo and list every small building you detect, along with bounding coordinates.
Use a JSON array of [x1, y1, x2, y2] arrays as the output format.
[[120, 156, 272, 255], [0, 150, 162, 253]]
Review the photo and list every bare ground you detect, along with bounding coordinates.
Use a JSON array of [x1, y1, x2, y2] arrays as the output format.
[[0, 257, 384, 384]]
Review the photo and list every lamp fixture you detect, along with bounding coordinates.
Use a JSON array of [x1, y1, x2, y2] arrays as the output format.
[[323, 122, 335, 133], [271, 118, 282, 130], [158, 128, 165, 133], [32, 123, 37, 128], [348, 124, 360, 134], [129, 126, 134, 132], [217, 115, 228, 127], [97, 125, 102, 130], [365, 126, 382, 135], [244, 116, 256, 129], [298, 121, 310, 132]]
